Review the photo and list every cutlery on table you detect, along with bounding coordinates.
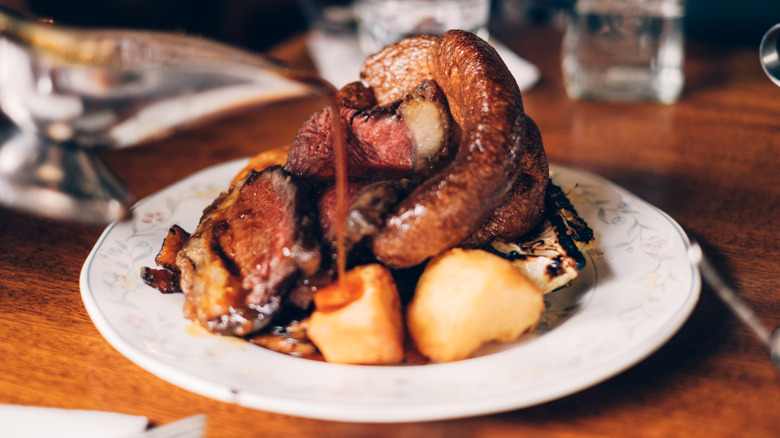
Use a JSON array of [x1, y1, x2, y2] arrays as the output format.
[[688, 241, 780, 369]]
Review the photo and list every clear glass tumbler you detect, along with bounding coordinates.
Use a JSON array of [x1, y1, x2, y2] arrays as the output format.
[[562, 0, 685, 104], [355, 0, 491, 54]]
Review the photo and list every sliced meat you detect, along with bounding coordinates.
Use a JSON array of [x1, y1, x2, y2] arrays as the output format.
[[284, 102, 412, 180], [316, 182, 364, 249], [140, 225, 190, 294], [317, 178, 420, 252], [285, 80, 453, 181], [140, 266, 181, 294], [175, 166, 322, 336], [155, 225, 190, 269], [345, 179, 421, 242]]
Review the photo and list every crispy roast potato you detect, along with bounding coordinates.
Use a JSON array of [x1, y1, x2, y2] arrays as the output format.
[[306, 264, 404, 364], [407, 248, 544, 362]]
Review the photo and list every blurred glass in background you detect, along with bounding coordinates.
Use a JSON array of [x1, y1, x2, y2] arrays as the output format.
[[354, 0, 490, 54], [561, 0, 685, 104], [500, 0, 780, 47]]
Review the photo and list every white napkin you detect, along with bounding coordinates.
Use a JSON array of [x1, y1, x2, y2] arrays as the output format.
[[306, 29, 541, 92], [1, 405, 148, 438]]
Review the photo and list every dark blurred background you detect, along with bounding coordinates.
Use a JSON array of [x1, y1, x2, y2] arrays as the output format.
[[0, 0, 778, 52]]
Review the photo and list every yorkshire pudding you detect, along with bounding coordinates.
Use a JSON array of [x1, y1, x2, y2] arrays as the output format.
[[360, 30, 548, 268]]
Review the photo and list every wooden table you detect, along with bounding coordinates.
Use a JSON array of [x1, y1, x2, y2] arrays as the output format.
[[1, 26, 779, 437]]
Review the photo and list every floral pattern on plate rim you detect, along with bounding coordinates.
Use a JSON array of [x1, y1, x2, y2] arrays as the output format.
[[80, 160, 699, 422]]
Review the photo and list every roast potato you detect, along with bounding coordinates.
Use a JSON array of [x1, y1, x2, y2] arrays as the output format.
[[407, 248, 544, 362], [307, 264, 404, 364]]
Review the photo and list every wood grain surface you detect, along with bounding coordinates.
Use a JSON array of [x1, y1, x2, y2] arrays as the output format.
[[1, 26, 778, 437]]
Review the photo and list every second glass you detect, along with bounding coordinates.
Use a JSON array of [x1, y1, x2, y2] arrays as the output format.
[[355, 0, 491, 54], [562, 0, 685, 104]]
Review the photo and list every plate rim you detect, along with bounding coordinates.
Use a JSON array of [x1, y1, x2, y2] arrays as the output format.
[[79, 160, 701, 422]]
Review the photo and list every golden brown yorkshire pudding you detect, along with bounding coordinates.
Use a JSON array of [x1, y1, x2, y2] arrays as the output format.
[[360, 30, 548, 268]]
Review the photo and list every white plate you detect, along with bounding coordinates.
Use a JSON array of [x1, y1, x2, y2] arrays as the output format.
[[80, 160, 700, 422]]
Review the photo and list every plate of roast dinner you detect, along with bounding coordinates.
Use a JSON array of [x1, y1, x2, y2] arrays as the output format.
[[80, 31, 700, 422]]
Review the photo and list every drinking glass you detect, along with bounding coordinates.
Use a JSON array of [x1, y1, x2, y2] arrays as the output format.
[[355, 0, 491, 54], [561, 0, 685, 104]]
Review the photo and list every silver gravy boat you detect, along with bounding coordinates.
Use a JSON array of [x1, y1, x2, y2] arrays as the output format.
[[0, 9, 320, 223]]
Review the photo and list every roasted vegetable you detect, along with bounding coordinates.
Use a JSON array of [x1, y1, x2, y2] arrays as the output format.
[[407, 248, 544, 362], [307, 264, 405, 364]]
